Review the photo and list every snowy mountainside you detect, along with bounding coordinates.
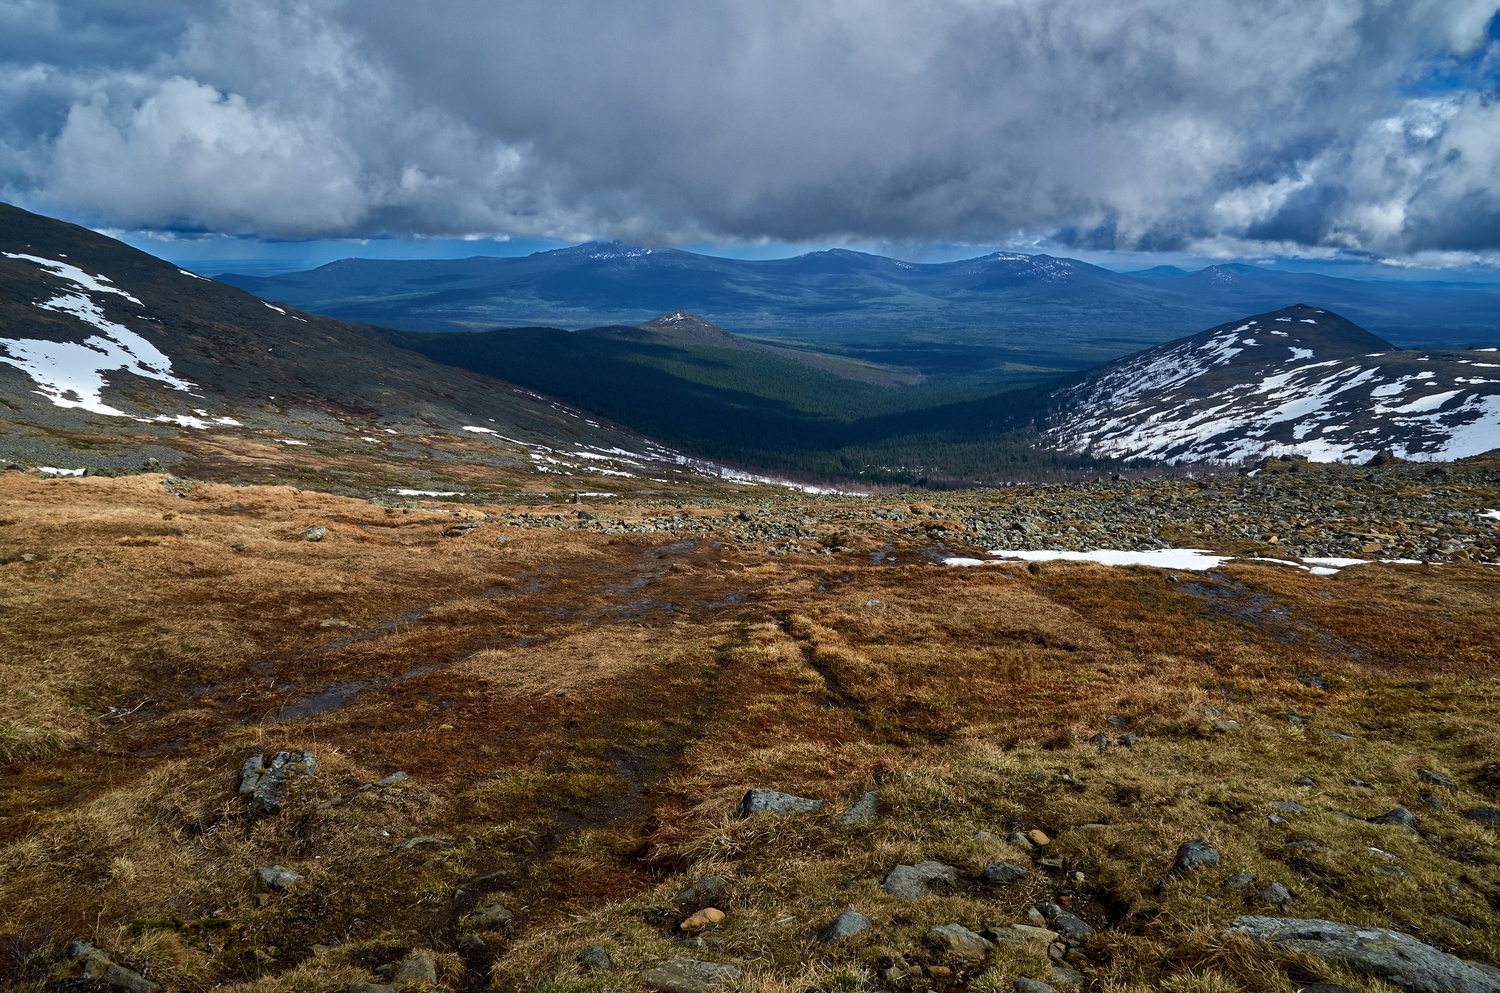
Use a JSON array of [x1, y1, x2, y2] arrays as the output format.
[[0, 202, 707, 481], [1047, 305, 1500, 463]]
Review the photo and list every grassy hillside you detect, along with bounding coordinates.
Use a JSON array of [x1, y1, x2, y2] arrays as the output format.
[[386, 325, 1092, 484]]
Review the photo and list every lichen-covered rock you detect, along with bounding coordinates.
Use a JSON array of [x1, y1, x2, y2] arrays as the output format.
[[640, 957, 743, 993], [238, 750, 315, 816], [471, 902, 514, 928], [882, 860, 957, 898], [735, 788, 827, 817], [1229, 916, 1500, 993]]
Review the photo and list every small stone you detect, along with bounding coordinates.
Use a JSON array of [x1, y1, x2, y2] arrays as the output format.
[[1326, 731, 1355, 741], [1106, 715, 1130, 730], [1026, 907, 1049, 928], [391, 951, 437, 987], [299, 525, 328, 542], [1272, 801, 1310, 815], [1422, 793, 1445, 810], [1049, 964, 1085, 988], [1014, 980, 1057, 993], [672, 875, 728, 908], [1040, 903, 1094, 941], [1419, 768, 1457, 789], [834, 790, 878, 825], [824, 910, 872, 942], [1252, 882, 1292, 905], [1466, 807, 1500, 827], [471, 902, 514, 928], [1378, 806, 1417, 830], [1225, 871, 1256, 888], [458, 935, 487, 954], [1118, 733, 1140, 747], [1294, 776, 1318, 787], [256, 865, 303, 892], [882, 860, 957, 899], [349, 984, 394, 993], [1175, 838, 1221, 871], [1199, 707, 1222, 718], [928, 923, 993, 961], [1284, 840, 1319, 851], [396, 835, 444, 851], [1267, 814, 1288, 825], [983, 862, 1029, 884], [1349, 778, 1373, 788], [1013, 923, 1059, 943], [1374, 865, 1408, 877], [680, 907, 725, 930], [1298, 674, 1328, 690], [1009, 830, 1036, 851], [1087, 732, 1109, 753], [639, 957, 743, 993], [576, 945, 612, 970], [735, 788, 827, 817], [1212, 719, 1241, 733], [1027, 829, 1051, 847]]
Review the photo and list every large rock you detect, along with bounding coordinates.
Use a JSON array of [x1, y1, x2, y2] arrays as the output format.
[[882, 860, 957, 898], [928, 923, 992, 962], [735, 788, 827, 818], [238, 750, 315, 816], [640, 957, 744, 993], [825, 910, 872, 942], [834, 790, 879, 825], [66, 941, 156, 993], [1229, 916, 1500, 993]]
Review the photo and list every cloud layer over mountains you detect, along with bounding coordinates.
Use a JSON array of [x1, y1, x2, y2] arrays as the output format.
[[3, 0, 1499, 260]]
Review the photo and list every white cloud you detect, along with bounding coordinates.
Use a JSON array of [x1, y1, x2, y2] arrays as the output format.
[[0, 0, 1498, 255]]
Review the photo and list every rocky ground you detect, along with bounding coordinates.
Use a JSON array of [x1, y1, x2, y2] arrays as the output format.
[[2, 456, 1499, 993]]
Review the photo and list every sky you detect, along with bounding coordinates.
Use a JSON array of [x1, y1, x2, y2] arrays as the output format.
[[3, 0, 1500, 278]]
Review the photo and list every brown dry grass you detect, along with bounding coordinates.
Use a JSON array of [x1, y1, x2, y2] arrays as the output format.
[[1, 472, 1498, 992]]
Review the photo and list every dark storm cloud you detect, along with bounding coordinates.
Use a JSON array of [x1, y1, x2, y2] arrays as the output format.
[[1, 0, 1498, 257]]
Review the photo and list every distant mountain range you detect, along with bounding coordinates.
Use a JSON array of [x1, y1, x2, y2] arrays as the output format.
[[3, 202, 1496, 484], [1045, 305, 1500, 463], [218, 242, 1500, 385]]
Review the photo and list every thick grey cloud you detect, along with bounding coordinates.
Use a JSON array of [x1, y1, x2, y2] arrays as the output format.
[[1, 0, 1498, 257]]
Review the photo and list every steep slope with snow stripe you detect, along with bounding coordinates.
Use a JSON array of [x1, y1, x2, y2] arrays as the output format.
[[1047, 305, 1500, 463]]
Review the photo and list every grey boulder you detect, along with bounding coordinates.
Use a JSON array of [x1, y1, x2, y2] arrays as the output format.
[[391, 951, 437, 987], [735, 788, 827, 818], [238, 750, 315, 816], [66, 941, 156, 993], [576, 945, 612, 970], [882, 860, 957, 898], [471, 902, 514, 928], [1229, 916, 1500, 993], [640, 957, 744, 993], [1014, 980, 1057, 993], [1174, 838, 1221, 871], [983, 862, 1030, 884], [825, 910, 872, 942]]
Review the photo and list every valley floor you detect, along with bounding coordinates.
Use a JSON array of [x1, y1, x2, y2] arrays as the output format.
[[2, 462, 1500, 993]]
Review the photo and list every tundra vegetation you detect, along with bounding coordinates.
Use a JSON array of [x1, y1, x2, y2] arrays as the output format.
[[1, 457, 1499, 992]]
